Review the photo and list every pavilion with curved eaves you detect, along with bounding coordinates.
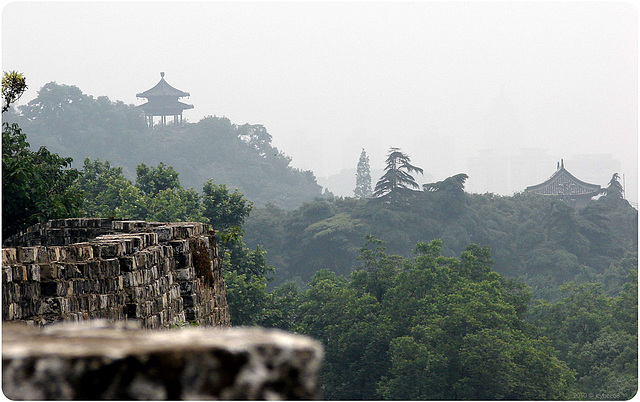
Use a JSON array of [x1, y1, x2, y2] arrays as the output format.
[[136, 72, 194, 127]]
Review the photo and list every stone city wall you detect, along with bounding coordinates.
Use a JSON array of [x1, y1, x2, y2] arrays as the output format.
[[2, 218, 230, 329]]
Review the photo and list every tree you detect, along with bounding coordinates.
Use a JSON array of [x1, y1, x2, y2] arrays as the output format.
[[201, 181, 253, 231], [2, 72, 82, 239], [296, 269, 392, 400], [423, 172, 468, 193], [423, 173, 469, 218], [354, 148, 372, 199], [529, 279, 637, 399], [605, 173, 624, 199], [293, 239, 575, 399], [135, 162, 181, 196], [74, 158, 141, 218], [373, 147, 423, 201], [2, 71, 27, 113], [3, 123, 83, 239], [74, 159, 203, 222]]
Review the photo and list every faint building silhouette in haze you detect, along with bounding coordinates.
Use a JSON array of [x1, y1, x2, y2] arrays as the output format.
[[465, 91, 625, 199]]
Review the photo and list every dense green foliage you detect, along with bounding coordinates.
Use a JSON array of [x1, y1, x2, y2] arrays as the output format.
[[241, 175, 637, 399], [529, 272, 638, 399], [8, 82, 323, 208], [74, 158, 203, 222], [245, 183, 637, 300], [2, 122, 83, 239], [2, 72, 82, 239], [261, 240, 582, 399]]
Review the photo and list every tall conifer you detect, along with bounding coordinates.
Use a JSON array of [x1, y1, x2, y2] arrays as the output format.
[[354, 148, 372, 198], [373, 147, 423, 200]]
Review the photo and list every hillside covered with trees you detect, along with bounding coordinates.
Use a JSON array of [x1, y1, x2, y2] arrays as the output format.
[[5, 82, 323, 209], [3, 74, 637, 400], [239, 180, 637, 399], [244, 175, 637, 298]]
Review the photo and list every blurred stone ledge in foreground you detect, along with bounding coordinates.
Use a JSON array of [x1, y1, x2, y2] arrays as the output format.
[[2, 320, 323, 400]]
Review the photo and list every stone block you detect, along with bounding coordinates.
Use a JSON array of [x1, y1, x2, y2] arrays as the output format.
[[68, 244, 94, 262], [39, 264, 59, 280], [4, 283, 19, 304], [41, 297, 70, 315], [97, 242, 123, 259], [3, 266, 13, 283], [118, 256, 136, 272], [175, 253, 192, 268], [19, 281, 40, 300], [162, 245, 174, 259], [170, 239, 189, 254], [147, 247, 161, 266], [12, 265, 27, 282], [83, 260, 100, 278], [41, 281, 72, 297], [122, 271, 139, 288], [179, 281, 193, 294], [25, 264, 40, 282], [63, 263, 83, 280], [17, 247, 37, 264], [153, 226, 174, 242], [99, 295, 109, 310], [134, 252, 148, 269], [183, 294, 195, 308], [113, 220, 149, 232], [47, 247, 68, 263], [175, 267, 195, 282], [100, 259, 120, 277], [2, 248, 18, 265]]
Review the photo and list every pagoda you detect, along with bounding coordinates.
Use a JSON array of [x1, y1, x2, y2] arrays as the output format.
[[136, 72, 194, 127], [525, 160, 602, 208]]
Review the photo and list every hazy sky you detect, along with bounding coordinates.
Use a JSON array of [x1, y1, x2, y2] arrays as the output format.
[[3, 1, 638, 201]]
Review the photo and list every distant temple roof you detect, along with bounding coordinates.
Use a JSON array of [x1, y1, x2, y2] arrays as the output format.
[[525, 160, 602, 198], [136, 72, 191, 99], [136, 72, 193, 127]]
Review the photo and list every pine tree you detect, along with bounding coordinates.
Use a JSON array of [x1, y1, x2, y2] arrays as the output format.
[[373, 147, 423, 201], [605, 173, 624, 199], [354, 148, 372, 199]]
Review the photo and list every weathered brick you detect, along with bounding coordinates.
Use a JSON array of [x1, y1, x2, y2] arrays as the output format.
[[68, 244, 94, 262], [39, 264, 58, 280], [26, 265, 40, 282], [41, 281, 71, 297], [2, 249, 17, 265], [63, 263, 83, 280], [120, 257, 138, 273]]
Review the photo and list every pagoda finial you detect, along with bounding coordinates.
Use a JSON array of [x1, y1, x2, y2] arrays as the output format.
[[160, 72, 165, 78]]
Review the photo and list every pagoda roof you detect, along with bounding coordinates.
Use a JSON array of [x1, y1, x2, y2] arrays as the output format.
[[136, 72, 190, 99], [137, 99, 194, 115], [525, 162, 602, 198]]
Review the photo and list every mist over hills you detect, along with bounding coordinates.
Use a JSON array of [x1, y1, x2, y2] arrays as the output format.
[[6, 82, 323, 209]]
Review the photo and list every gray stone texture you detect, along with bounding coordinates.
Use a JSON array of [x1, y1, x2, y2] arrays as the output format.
[[2, 218, 230, 329], [2, 321, 323, 400]]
